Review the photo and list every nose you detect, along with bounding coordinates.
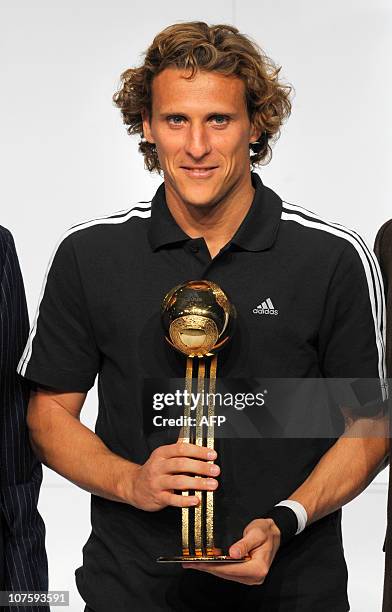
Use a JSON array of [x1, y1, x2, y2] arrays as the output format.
[[184, 124, 212, 160]]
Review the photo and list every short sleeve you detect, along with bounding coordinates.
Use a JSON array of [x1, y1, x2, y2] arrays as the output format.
[[318, 240, 388, 409], [17, 233, 100, 392]]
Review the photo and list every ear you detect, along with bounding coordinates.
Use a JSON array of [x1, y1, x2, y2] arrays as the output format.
[[249, 121, 262, 144], [141, 107, 155, 144]]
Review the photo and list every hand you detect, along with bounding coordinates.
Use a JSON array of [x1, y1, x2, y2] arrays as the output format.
[[182, 518, 281, 585], [129, 441, 220, 511]]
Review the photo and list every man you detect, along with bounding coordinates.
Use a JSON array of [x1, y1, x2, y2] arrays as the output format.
[[0, 226, 48, 611], [17, 22, 388, 611], [374, 220, 392, 612]]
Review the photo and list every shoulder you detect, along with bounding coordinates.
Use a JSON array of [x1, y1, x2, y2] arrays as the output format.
[[54, 202, 152, 255], [0, 224, 14, 249], [375, 219, 392, 273], [279, 200, 385, 320], [375, 219, 392, 245], [280, 199, 375, 263], [0, 225, 16, 269], [68, 201, 151, 241]]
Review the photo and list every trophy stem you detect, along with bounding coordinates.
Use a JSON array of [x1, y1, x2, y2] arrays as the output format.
[[194, 359, 206, 555], [157, 353, 247, 563], [181, 357, 194, 556], [206, 354, 217, 555], [180, 355, 222, 559]]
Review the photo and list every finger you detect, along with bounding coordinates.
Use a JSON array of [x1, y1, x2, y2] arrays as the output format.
[[229, 527, 267, 559], [161, 491, 200, 508], [160, 475, 219, 492], [182, 560, 263, 584], [159, 442, 217, 461], [165, 457, 220, 477]]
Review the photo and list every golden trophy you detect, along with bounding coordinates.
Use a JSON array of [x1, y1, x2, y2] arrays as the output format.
[[157, 279, 247, 562]]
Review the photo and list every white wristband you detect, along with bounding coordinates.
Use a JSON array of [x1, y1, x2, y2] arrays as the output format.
[[275, 500, 308, 535]]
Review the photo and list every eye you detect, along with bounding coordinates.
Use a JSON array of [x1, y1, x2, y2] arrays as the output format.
[[167, 115, 185, 125], [210, 115, 230, 125]]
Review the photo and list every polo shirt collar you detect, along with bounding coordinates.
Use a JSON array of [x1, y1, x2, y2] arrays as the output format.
[[147, 171, 282, 252]]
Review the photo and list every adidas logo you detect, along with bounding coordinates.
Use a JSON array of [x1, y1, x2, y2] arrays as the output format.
[[253, 298, 278, 315]]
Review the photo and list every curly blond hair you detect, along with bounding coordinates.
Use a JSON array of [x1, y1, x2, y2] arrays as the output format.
[[112, 21, 293, 173]]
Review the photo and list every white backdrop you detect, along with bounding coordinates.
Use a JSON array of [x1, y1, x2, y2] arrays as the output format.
[[1, 2, 391, 610]]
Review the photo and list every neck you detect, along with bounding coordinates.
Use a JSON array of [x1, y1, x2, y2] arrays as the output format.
[[164, 173, 255, 258]]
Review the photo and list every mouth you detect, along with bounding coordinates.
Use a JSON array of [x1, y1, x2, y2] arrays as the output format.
[[181, 166, 218, 178]]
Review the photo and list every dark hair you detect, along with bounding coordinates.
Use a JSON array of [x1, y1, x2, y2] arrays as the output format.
[[112, 21, 293, 173]]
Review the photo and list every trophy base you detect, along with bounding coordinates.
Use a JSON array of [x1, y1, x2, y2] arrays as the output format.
[[157, 555, 249, 563]]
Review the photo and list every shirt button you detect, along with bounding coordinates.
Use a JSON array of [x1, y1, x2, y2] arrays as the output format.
[[190, 244, 199, 253]]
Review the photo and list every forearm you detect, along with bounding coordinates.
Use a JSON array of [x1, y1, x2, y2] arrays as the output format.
[[28, 394, 139, 504], [287, 416, 389, 525]]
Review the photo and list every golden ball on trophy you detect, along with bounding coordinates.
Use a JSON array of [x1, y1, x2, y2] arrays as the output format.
[[161, 279, 237, 358]]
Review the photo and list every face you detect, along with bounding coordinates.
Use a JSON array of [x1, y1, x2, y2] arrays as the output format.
[[142, 67, 259, 209]]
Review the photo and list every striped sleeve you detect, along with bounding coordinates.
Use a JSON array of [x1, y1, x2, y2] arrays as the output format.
[[281, 203, 387, 403], [17, 203, 151, 391], [318, 242, 386, 385], [17, 233, 100, 392]]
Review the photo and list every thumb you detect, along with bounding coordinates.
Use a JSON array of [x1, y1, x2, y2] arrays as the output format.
[[229, 525, 266, 559]]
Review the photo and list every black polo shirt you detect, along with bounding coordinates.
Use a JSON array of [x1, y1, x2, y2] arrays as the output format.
[[17, 172, 386, 612]]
